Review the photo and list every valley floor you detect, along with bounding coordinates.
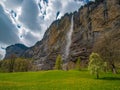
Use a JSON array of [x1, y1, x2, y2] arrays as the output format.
[[0, 70, 120, 90]]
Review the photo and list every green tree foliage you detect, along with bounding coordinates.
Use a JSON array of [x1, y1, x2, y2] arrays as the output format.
[[76, 57, 81, 71], [103, 62, 108, 72], [0, 60, 9, 72], [54, 55, 62, 70], [88, 53, 103, 79], [0, 58, 34, 72], [0, 54, 17, 72], [14, 58, 33, 72], [8, 54, 16, 72]]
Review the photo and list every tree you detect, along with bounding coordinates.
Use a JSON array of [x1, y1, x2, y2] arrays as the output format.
[[76, 57, 81, 71], [103, 62, 108, 72], [0, 60, 9, 72], [14, 58, 34, 72], [54, 55, 62, 70], [93, 30, 120, 74], [8, 54, 16, 72], [0, 58, 34, 72], [88, 53, 103, 79], [14, 58, 26, 72]]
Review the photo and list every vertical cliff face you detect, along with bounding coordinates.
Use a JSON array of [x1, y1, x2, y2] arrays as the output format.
[[22, 0, 120, 70], [5, 0, 120, 70], [24, 13, 73, 70]]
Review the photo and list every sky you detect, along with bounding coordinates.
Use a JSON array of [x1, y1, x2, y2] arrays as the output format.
[[0, 0, 94, 60]]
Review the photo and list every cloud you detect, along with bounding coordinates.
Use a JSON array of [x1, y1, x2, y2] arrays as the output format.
[[0, 43, 7, 59], [1, 0, 23, 9], [20, 30, 42, 46], [0, 54, 3, 60], [19, 0, 41, 32], [0, 5, 20, 45], [0, 4, 21, 59]]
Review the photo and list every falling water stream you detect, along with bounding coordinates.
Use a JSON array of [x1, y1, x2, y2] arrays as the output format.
[[64, 15, 74, 61]]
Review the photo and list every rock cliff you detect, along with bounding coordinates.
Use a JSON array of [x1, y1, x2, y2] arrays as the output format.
[[5, 0, 120, 70]]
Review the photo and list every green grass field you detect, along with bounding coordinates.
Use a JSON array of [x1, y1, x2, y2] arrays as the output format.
[[0, 70, 120, 90]]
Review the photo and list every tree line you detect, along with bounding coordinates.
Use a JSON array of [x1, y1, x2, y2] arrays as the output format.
[[0, 55, 36, 72]]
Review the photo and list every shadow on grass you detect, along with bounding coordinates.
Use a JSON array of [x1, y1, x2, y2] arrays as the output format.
[[100, 77, 120, 80]]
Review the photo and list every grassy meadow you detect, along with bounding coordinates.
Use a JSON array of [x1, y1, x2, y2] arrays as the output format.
[[0, 70, 120, 90]]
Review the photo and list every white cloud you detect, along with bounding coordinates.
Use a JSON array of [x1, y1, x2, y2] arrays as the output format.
[[0, 42, 8, 59], [1, 0, 23, 9]]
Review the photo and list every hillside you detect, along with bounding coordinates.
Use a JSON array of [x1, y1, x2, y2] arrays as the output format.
[[4, 0, 120, 70], [4, 44, 28, 59]]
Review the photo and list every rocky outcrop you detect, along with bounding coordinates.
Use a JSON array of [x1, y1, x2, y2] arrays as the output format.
[[4, 44, 28, 59], [5, 0, 120, 70]]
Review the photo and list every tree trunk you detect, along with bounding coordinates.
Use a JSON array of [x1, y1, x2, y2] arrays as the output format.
[[96, 71, 99, 79], [111, 64, 117, 74]]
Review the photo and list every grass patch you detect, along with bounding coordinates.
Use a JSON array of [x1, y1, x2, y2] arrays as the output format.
[[0, 70, 120, 90]]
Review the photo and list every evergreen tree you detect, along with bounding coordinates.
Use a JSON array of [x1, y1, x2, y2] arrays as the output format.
[[88, 53, 103, 79], [54, 55, 62, 70], [76, 57, 81, 71]]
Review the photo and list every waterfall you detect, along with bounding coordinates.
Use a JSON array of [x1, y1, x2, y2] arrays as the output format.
[[64, 15, 74, 61]]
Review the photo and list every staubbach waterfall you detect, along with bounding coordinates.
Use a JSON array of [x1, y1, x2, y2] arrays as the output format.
[[64, 15, 74, 61]]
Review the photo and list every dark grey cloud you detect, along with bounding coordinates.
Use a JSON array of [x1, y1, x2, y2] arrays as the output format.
[[0, 5, 20, 45]]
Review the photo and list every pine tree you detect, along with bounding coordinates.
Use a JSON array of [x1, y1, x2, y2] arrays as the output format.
[[88, 53, 103, 79], [54, 55, 62, 70], [76, 57, 81, 71]]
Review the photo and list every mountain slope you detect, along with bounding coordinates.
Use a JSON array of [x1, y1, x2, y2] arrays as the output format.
[[4, 44, 28, 59]]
